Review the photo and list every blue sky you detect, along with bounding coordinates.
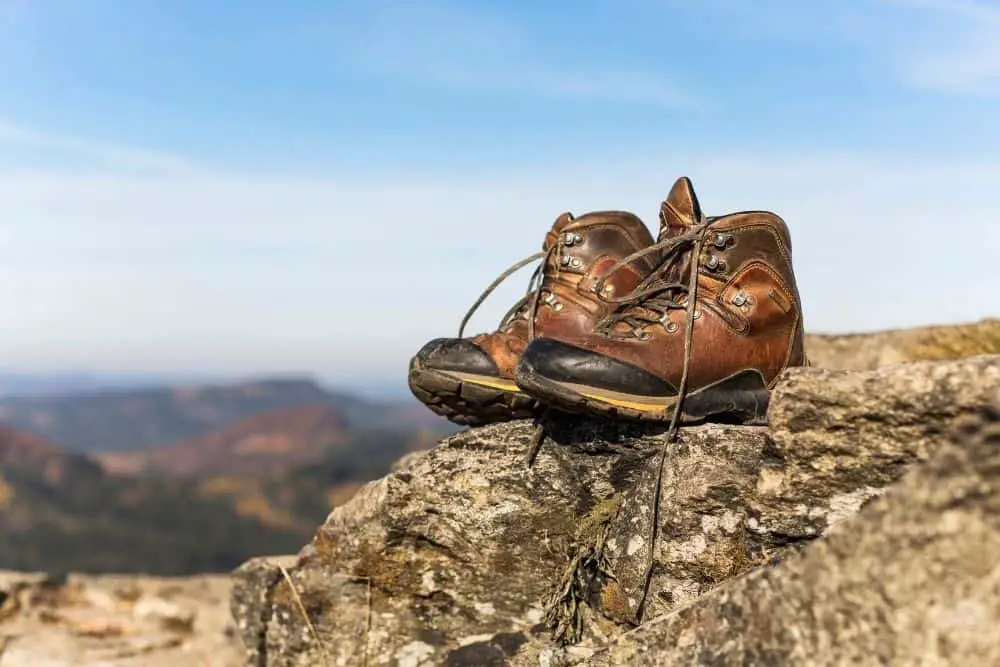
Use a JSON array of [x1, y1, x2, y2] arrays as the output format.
[[0, 0, 998, 391]]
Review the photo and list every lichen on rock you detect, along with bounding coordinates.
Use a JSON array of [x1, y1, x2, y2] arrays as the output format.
[[584, 402, 1000, 666]]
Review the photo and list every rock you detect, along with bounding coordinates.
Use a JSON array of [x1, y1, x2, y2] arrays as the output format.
[[601, 425, 767, 624], [751, 354, 1000, 547], [231, 419, 627, 667], [230, 355, 1000, 666], [584, 403, 1000, 666], [68, 618, 129, 638], [0, 572, 241, 666], [805, 317, 1000, 371], [131, 596, 196, 634]]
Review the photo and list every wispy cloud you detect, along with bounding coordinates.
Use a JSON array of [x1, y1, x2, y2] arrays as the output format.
[[322, 1, 697, 109], [0, 119, 195, 172], [640, 0, 1000, 99], [877, 0, 1000, 97]]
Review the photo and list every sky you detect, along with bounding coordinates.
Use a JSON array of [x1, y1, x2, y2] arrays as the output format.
[[0, 0, 998, 393]]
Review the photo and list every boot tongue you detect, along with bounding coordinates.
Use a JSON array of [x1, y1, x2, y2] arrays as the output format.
[[658, 176, 703, 241]]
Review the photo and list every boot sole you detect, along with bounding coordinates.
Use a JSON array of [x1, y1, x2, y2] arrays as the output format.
[[408, 358, 541, 426], [515, 365, 770, 425]]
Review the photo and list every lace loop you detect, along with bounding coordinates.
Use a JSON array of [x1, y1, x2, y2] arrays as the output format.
[[457, 234, 570, 339], [594, 222, 711, 336]]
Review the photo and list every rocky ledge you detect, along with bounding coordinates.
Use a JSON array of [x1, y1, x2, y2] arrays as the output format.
[[230, 354, 1000, 666], [0, 570, 242, 666]]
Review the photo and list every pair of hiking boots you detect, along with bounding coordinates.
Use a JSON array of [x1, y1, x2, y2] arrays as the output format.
[[408, 177, 806, 429]]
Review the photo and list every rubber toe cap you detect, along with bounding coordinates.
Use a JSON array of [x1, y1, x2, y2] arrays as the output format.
[[517, 338, 676, 396], [415, 338, 500, 376]]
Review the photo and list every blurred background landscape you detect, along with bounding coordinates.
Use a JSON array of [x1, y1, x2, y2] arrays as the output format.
[[0, 371, 457, 574], [1, 0, 998, 580], [2, 316, 997, 576]]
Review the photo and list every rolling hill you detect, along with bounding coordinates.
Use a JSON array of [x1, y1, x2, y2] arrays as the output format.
[[96, 404, 348, 477], [0, 376, 451, 453], [0, 417, 442, 574], [0, 424, 310, 573], [0, 374, 457, 573]]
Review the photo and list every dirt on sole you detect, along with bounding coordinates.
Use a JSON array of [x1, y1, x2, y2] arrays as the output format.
[[408, 358, 540, 426]]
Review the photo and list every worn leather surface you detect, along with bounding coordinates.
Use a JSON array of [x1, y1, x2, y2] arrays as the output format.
[[535, 177, 807, 392], [470, 210, 656, 378], [415, 338, 500, 376]]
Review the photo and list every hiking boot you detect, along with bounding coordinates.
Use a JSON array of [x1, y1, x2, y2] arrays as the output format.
[[408, 211, 657, 426], [515, 176, 807, 425]]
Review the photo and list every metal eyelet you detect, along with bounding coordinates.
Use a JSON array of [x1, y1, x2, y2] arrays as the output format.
[[570, 257, 583, 269], [705, 255, 727, 272], [732, 290, 754, 308], [692, 308, 702, 320], [713, 232, 734, 249], [665, 321, 679, 334], [542, 292, 563, 311], [563, 232, 584, 246]]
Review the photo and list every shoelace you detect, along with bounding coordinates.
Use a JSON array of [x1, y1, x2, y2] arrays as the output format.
[[457, 242, 563, 341], [595, 217, 713, 622], [457, 243, 570, 470], [454, 235, 575, 469], [593, 219, 711, 438]]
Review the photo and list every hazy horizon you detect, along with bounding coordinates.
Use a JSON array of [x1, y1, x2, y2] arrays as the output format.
[[2, 0, 998, 386], [0, 366, 416, 400]]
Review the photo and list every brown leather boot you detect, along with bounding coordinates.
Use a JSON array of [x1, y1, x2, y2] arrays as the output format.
[[515, 177, 806, 425], [408, 211, 656, 426]]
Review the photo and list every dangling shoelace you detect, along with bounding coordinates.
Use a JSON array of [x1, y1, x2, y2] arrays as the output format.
[[457, 242, 563, 341], [455, 241, 566, 469], [594, 217, 713, 622]]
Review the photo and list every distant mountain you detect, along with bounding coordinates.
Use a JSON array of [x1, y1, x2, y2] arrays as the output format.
[[0, 374, 457, 574], [96, 404, 348, 477], [0, 423, 310, 573], [0, 377, 451, 453], [191, 427, 438, 535], [0, 424, 104, 483], [0, 370, 200, 398], [0, 422, 437, 575]]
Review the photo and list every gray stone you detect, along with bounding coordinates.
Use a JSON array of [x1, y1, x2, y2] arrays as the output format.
[[584, 402, 1000, 666], [230, 355, 1000, 666], [804, 317, 999, 371], [751, 355, 1000, 547], [0, 571, 241, 666]]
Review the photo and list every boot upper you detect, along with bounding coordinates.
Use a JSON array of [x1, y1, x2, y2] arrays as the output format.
[[421, 210, 657, 379], [528, 177, 807, 395]]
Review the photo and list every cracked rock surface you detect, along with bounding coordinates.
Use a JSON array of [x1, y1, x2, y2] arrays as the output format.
[[584, 403, 1000, 666], [230, 355, 1000, 666]]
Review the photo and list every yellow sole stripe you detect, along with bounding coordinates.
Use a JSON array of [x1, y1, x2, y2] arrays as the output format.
[[576, 391, 676, 412], [443, 372, 523, 394]]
